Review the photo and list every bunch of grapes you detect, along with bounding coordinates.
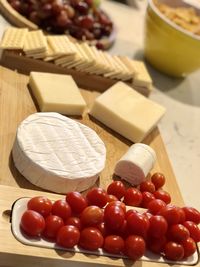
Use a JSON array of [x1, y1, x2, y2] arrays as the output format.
[[8, 0, 113, 42]]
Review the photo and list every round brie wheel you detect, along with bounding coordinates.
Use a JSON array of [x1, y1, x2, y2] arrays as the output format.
[[12, 112, 106, 193]]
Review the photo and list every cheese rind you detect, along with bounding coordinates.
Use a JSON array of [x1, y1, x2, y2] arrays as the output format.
[[29, 72, 86, 116], [12, 112, 106, 193], [89, 82, 165, 143]]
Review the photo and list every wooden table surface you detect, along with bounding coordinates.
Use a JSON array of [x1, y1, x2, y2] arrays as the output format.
[[0, 66, 198, 266]]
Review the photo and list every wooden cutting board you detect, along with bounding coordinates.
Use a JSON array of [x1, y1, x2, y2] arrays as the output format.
[[0, 66, 197, 267]]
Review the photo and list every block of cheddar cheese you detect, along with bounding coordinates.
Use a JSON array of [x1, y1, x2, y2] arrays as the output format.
[[89, 82, 166, 143], [29, 72, 86, 116]]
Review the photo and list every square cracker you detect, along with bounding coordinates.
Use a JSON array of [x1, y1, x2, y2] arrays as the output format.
[[0, 27, 28, 50]]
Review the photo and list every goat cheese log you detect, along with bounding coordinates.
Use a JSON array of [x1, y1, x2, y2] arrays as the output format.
[[12, 112, 106, 193], [114, 143, 156, 185]]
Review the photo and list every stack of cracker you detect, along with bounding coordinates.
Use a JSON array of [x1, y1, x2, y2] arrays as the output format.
[[0, 27, 153, 94]]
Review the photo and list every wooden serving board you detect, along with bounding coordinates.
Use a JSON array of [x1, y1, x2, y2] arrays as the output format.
[[0, 66, 198, 267], [0, 51, 150, 96]]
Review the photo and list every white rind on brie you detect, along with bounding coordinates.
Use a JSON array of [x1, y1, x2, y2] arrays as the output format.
[[12, 112, 106, 193]]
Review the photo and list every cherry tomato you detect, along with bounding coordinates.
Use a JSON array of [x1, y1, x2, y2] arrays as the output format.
[[80, 206, 104, 226], [116, 219, 129, 238], [147, 236, 167, 254], [127, 211, 149, 238], [177, 208, 186, 224], [183, 221, 200, 242], [107, 194, 118, 203], [153, 190, 171, 204], [126, 209, 138, 220], [104, 205, 125, 230], [79, 227, 104, 250], [106, 200, 126, 213], [27, 196, 52, 217], [86, 188, 108, 208], [141, 192, 155, 208], [164, 241, 184, 261], [158, 205, 180, 225], [123, 188, 143, 207], [148, 215, 168, 238], [181, 237, 197, 258], [107, 181, 126, 200], [43, 215, 64, 239], [97, 222, 110, 237], [52, 199, 71, 220], [125, 235, 146, 261], [148, 199, 166, 215], [104, 235, 125, 254], [20, 210, 45, 237], [56, 225, 80, 248], [140, 181, 155, 193], [66, 192, 88, 214], [65, 216, 82, 230], [143, 212, 153, 221], [151, 172, 166, 190], [168, 224, 190, 242], [182, 207, 200, 224]]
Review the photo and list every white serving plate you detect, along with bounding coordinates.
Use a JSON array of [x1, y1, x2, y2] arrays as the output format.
[[11, 197, 199, 265]]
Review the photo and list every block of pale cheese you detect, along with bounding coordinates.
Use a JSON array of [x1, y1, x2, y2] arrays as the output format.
[[29, 72, 86, 116], [12, 112, 106, 193], [89, 82, 166, 143], [114, 143, 156, 185]]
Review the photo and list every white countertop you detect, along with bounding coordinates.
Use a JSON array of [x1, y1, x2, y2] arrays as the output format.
[[0, 0, 199, 211]]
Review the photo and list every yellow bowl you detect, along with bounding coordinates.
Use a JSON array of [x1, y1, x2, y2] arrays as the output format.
[[144, 0, 200, 77]]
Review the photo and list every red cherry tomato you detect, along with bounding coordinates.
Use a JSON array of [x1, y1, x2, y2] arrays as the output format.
[[97, 222, 111, 237], [147, 236, 167, 254], [65, 216, 82, 230], [123, 188, 143, 207], [116, 219, 129, 238], [125, 235, 146, 261], [140, 181, 156, 193], [164, 241, 184, 261], [80, 206, 104, 226], [107, 194, 118, 203], [181, 237, 197, 258], [79, 227, 104, 250], [153, 190, 171, 204], [86, 188, 108, 208], [27, 196, 52, 217], [20, 210, 45, 237], [183, 221, 200, 243], [106, 200, 126, 213], [182, 207, 200, 224], [168, 224, 190, 243], [52, 199, 71, 220], [177, 208, 186, 224], [141, 192, 155, 208], [148, 199, 166, 215], [104, 235, 125, 254], [107, 181, 126, 200], [56, 225, 80, 248], [66, 192, 88, 214], [149, 215, 168, 238], [104, 205, 125, 230], [126, 209, 138, 220], [127, 211, 149, 238], [151, 172, 166, 190], [158, 205, 180, 225], [43, 215, 64, 239]]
